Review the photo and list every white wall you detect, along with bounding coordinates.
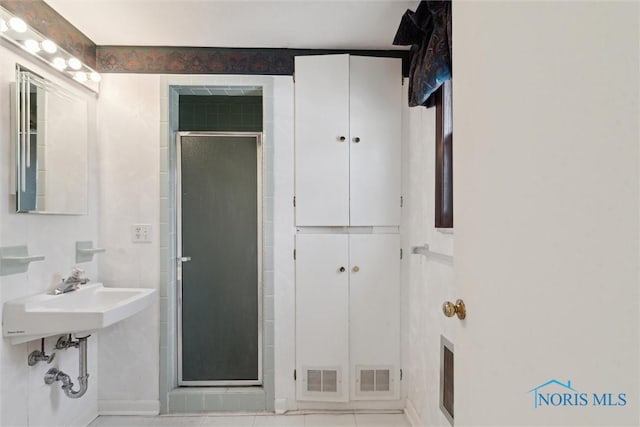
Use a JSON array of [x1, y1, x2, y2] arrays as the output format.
[[96, 74, 160, 413], [401, 87, 455, 426], [271, 77, 296, 413], [0, 43, 99, 427]]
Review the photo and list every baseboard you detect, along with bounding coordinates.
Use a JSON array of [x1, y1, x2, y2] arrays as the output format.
[[296, 401, 404, 411], [404, 398, 422, 427], [274, 398, 288, 415], [99, 400, 160, 415]]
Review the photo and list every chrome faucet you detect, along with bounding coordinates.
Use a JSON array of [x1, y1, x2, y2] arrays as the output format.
[[52, 267, 89, 295]]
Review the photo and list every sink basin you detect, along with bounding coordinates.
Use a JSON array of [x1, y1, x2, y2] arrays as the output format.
[[3, 283, 157, 344]]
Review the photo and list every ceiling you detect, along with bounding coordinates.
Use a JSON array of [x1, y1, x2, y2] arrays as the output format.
[[45, 0, 415, 50]]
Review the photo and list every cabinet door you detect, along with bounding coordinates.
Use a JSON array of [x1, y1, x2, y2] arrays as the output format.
[[295, 234, 350, 401], [349, 234, 401, 400], [349, 57, 402, 226], [294, 55, 350, 226]]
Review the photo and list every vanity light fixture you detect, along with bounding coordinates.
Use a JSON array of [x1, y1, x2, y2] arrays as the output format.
[[8, 17, 26, 33], [74, 71, 87, 82], [24, 39, 40, 54], [41, 39, 57, 54], [52, 57, 67, 70], [0, 5, 100, 93], [67, 57, 82, 70]]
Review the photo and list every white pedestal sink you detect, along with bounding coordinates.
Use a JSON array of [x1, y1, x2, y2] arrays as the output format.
[[3, 283, 157, 344]]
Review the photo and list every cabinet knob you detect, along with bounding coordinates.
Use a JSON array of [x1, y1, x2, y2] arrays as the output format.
[[352, 266, 360, 273], [353, 137, 360, 143], [338, 136, 346, 142], [339, 266, 346, 273]]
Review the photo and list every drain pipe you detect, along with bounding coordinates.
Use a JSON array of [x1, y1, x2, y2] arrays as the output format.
[[44, 335, 90, 399]]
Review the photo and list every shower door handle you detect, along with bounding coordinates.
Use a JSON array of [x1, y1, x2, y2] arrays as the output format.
[[177, 256, 191, 283]]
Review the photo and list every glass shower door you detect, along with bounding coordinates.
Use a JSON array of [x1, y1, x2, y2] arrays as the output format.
[[177, 132, 262, 386]]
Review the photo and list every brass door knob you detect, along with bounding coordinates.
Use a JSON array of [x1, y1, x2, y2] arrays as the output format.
[[442, 299, 466, 320], [352, 266, 360, 273]]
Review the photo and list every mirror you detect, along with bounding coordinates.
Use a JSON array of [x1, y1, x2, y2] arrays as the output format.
[[14, 66, 88, 214]]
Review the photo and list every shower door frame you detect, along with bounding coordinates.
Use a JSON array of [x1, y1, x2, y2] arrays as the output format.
[[176, 131, 264, 387]]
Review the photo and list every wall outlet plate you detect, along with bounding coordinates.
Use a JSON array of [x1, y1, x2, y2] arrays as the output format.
[[132, 224, 152, 243]]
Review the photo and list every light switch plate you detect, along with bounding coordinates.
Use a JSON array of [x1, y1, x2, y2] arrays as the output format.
[[132, 224, 152, 243]]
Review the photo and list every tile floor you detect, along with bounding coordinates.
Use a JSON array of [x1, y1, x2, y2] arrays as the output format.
[[89, 413, 410, 427]]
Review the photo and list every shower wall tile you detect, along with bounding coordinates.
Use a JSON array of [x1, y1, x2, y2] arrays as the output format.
[[184, 394, 205, 413], [160, 321, 168, 349], [160, 172, 169, 197], [179, 95, 262, 132], [264, 321, 274, 347], [159, 272, 169, 297], [160, 123, 169, 148], [160, 148, 169, 173], [263, 271, 274, 297], [203, 393, 224, 412], [168, 394, 186, 413], [264, 295, 274, 321], [222, 392, 265, 412]]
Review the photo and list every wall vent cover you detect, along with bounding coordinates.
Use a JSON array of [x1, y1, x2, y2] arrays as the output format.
[[303, 367, 341, 395], [355, 366, 394, 396], [440, 335, 454, 426]]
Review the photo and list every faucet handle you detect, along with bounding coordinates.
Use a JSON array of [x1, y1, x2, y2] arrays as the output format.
[[71, 267, 85, 278]]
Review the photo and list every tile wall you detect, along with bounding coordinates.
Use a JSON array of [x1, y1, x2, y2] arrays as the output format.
[[179, 95, 263, 132]]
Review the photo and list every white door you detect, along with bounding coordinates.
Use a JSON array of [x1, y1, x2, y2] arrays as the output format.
[[295, 234, 350, 402], [349, 56, 402, 226], [453, 2, 638, 425], [349, 234, 401, 401], [294, 55, 350, 226]]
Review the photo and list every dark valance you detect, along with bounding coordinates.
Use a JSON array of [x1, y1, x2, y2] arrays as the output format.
[[393, 0, 452, 107]]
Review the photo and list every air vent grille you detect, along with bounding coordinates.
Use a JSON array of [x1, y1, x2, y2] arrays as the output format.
[[356, 366, 393, 395], [375, 369, 390, 392], [306, 369, 338, 393], [361, 369, 375, 392], [307, 370, 322, 392]]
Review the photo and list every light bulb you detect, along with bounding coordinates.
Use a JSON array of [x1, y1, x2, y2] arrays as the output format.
[[24, 39, 40, 54], [41, 39, 57, 54], [68, 57, 82, 70], [52, 57, 67, 70], [89, 72, 101, 82], [8, 17, 27, 33], [74, 71, 87, 82], [0, 19, 7, 33]]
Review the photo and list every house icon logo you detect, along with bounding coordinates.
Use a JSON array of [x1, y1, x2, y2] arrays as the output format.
[[528, 379, 578, 408], [527, 379, 627, 408]]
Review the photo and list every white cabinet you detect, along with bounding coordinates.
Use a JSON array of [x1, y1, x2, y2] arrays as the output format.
[[294, 54, 402, 226], [295, 234, 401, 402]]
